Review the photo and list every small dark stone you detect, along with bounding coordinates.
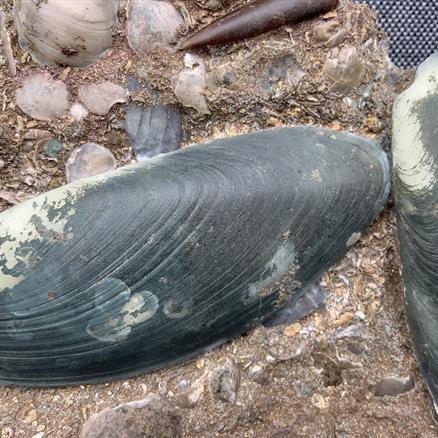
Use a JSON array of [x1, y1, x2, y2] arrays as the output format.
[[346, 342, 366, 355], [248, 365, 270, 385], [301, 383, 315, 396], [222, 71, 236, 85], [43, 139, 63, 159], [264, 281, 326, 327], [126, 75, 143, 92], [374, 376, 414, 397], [125, 104, 183, 161]]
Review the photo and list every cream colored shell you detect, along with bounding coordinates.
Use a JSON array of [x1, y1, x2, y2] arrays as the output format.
[[14, 0, 119, 67]]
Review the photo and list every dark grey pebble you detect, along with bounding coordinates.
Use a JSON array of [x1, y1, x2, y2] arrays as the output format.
[[264, 281, 326, 327], [125, 104, 183, 161], [43, 139, 63, 159], [374, 376, 414, 397]]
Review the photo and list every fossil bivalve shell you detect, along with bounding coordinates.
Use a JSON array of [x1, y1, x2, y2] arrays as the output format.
[[0, 126, 389, 386], [14, 0, 119, 67]]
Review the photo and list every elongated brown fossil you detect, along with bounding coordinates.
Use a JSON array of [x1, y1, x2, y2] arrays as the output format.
[[179, 0, 338, 50]]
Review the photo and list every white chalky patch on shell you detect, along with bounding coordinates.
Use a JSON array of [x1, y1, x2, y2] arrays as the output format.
[[163, 297, 192, 319], [0, 186, 79, 291], [393, 53, 438, 193], [122, 291, 159, 325], [245, 240, 297, 302], [87, 288, 159, 343]]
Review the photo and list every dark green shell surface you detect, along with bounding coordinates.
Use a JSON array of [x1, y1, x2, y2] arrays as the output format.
[[0, 126, 389, 386], [393, 54, 438, 409]]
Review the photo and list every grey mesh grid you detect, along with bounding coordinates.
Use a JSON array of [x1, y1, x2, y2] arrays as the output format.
[[355, 0, 437, 68]]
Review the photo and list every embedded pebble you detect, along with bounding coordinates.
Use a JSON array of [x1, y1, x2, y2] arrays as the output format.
[[125, 104, 183, 160], [248, 365, 270, 386], [66, 143, 117, 182], [374, 376, 414, 397], [264, 281, 326, 327], [172, 54, 209, 114], [205, 0, 222, 11], [208, 358, 240, 403], [127, 0, 185, 54], [16, 73, 69, 120], [324, 46, 366, 94], [79, 394, 182, 438], [43, 139, 64, 159], [175, 382, 204, 408], [335, 323, 370, 339], [70, 103, 89, 122], [78, 82, 127, 115]]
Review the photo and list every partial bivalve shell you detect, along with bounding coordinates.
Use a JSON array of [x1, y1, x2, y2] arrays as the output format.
[[0, 126, 389, 386], [14, 0, 119, 67], [393, 52, 438, 411]]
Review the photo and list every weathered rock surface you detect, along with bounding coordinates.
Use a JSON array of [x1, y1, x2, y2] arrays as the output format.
[[79, 394, 182, 438]]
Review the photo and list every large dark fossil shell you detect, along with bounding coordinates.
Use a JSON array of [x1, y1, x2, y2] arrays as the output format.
[[393, 53, 438, 409], [0, 126, 389, 387]]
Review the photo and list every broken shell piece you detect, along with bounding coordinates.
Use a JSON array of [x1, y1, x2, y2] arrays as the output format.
[[69, 103, 89, 123], [172, 54, 209, 114], [127, 0, 185, 54], [78, 82, 127, 115], [324, 46, 366, 94], [66, 143, 117, 182], [16, 73, 69, 121], [0, 127, 388, 386], [14, 0, 119, 67]]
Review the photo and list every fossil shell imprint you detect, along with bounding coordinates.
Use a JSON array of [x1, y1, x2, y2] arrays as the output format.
[[14, 0, 119, 67], [393, 53, 438, 410], [0, 126, 389, 386]]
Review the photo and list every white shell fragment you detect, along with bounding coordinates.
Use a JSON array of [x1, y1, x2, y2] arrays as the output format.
[[172, 54, 210, 114], [127, 0, 185, 54], [66, 143, 117, 183], [16, 73, 69, 121], [14, 0, 119, 68], [69, 103, 89, 123], [78, 82, 127, 115]]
